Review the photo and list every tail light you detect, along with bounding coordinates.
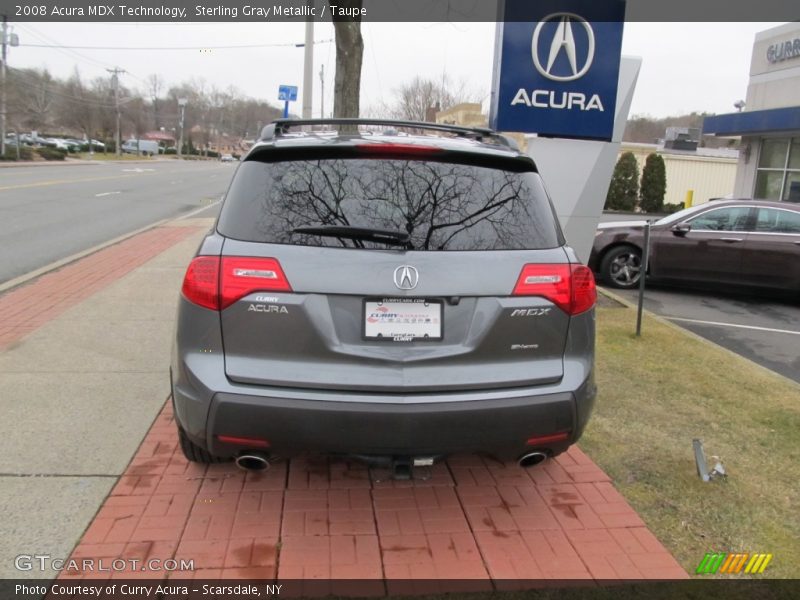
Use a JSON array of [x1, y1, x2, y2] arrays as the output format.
[[181, 256, 291, 310], [181, 256, 220, 310], [512, 264, 596, 315], [220, 257, 291, 309]]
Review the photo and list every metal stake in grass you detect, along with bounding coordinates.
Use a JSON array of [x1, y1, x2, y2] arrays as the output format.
[[635, 220, 652, 337], [693, 438, 727, 482]]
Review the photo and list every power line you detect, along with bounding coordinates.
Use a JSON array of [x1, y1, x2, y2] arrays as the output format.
[[19, 39, 335, 51], [15, 24, 149, 85]]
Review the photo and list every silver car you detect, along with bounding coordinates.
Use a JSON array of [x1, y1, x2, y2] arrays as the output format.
[[171, 118, 597, 476]]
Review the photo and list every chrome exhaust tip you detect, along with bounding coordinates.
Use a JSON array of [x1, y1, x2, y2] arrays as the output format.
[[518, 451, 548, 468], [235, 453, 270, 471]]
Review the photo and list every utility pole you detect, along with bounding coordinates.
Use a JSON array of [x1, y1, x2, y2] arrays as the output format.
[[107, 67, 125, 156], [319, 64, 324, 119], [1, 16, 18, 157], [177, 97, 187, 157], [301, 0, 314, 119]]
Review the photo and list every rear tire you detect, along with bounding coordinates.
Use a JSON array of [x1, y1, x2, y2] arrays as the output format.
[[178, 425, 226, 464], [600, 245, 642, 289]]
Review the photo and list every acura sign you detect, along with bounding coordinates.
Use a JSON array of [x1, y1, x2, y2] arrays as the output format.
[[490, 0, 625, 141]]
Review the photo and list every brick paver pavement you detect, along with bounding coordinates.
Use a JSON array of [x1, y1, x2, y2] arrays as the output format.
[[0, 224, 200, 350], [61, 402, 688, 589]]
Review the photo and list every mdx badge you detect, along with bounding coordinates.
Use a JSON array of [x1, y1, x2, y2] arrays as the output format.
[[511, 308, 552, 317]]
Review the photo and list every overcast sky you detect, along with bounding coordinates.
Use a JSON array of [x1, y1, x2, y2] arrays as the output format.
[[6, 21, 781, 120]]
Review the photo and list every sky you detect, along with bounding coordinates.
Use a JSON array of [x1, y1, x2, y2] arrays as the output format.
[[5, 21, 782, 120]]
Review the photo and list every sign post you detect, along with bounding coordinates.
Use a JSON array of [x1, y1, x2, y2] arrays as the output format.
[[278, 85, 298, 119]]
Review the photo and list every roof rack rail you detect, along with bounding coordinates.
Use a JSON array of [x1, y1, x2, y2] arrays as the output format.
[[259, 118, 518, 150]]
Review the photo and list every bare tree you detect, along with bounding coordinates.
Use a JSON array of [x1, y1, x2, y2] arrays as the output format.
[[329, 0, 364, 120], [389, 75, 481, 122], [60, 68, 98, 144], [146, 74, 163, 129], [13, 68, 56, 131]]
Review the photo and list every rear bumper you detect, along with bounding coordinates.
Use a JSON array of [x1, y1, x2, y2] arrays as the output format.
[[178, 382, 595, 461]]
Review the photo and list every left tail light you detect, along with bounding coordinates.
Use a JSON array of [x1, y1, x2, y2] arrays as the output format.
[[181, 256, 292, 310], [181, 256, 220, 310], [512, 263, 596, 315]]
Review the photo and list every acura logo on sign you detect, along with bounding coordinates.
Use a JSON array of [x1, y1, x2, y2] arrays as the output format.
[[532, 13, 595, 82], [393, 265, 419, 290]]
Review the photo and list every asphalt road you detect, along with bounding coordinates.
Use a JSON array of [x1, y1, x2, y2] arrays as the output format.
[[610, 283, 800, 384], [0, 160, 229, 284]]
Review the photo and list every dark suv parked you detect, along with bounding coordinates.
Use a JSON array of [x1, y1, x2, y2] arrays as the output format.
[[171, 119, 597, 474]]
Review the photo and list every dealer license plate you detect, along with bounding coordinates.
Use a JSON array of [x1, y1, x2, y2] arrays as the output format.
[[363, 298, 442, 341]]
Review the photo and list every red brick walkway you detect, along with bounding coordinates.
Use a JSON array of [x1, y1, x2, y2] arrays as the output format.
[[0, 221, 688, 590], [62, 403, 688, 590], [0, 224, 200, 350]]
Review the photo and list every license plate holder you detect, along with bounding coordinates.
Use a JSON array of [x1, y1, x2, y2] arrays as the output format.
[[363, 298, 443, 342]]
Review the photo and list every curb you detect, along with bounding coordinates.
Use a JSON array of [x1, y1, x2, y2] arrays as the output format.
[[597, 286, 800, 391]]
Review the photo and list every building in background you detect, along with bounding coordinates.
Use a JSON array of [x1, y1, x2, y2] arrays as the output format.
[[438, 104, 737, 207], [703, 22, 800, 202], [436, 103, 528, 151], [618, 141, 738, 207]]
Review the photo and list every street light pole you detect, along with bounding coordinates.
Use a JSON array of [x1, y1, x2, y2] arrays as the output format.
[[177, 97, 187, 157], [1, 16, 12, 157]]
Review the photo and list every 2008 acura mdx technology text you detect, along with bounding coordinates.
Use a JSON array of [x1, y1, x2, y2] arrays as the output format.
[[171, 118, 597, 477]]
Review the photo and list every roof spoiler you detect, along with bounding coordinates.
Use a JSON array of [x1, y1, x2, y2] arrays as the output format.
[[259, 118, 519, 151]]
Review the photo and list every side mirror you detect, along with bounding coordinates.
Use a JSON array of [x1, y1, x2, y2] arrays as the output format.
[[672, 222, 691, 236]]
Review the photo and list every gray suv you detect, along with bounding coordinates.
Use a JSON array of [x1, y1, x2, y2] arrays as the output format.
[[171, 118, 597, 475]]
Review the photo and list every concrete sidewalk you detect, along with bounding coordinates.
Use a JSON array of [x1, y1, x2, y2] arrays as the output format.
[[0, 218, 211, 579], [0, 220, 688, 587]]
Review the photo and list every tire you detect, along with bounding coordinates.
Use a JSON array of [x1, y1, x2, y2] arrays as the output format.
[[600, 245, 642, 289], [178, 425, 226, 464]]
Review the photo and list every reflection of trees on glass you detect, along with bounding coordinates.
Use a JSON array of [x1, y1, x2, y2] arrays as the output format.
[[239, 159, 555, 251]]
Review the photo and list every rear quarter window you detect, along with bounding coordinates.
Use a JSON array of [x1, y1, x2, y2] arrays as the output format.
[[217, 157, 564, 250]]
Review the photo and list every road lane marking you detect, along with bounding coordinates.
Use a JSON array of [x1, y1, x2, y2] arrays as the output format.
[[666, 316, 800, 336], [95, 191, 121, 197], [0, 164, 225, 192], [0, 173, 140, 192]]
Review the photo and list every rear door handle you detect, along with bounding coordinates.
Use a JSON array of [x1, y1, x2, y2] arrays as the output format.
[[720, 237, 743, 243], [794, 241, 800, 246]]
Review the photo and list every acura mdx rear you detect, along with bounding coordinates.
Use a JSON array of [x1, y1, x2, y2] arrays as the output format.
[[171, 119, 596, 471]]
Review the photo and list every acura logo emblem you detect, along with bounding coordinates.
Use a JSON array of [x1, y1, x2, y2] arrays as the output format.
[[532, 13, 595, 82], [393, 265, 419, 290]]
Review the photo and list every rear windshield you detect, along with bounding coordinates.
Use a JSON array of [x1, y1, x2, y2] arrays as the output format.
[[217, 158, 563, 250]]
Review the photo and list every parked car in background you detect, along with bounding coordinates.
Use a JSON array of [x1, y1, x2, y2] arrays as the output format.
[[590, 200, 800, 291], [172, 118, 598, 475], [220, 153, 235, 162], [44, 138, 70, 151], [121, 139, 160, 156]]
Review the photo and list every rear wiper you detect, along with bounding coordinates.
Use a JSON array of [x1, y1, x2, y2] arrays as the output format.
[[292, 225, 412, 248]]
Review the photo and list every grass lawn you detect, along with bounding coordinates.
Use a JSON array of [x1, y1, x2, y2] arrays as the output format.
[[581, 296, 800, 579]]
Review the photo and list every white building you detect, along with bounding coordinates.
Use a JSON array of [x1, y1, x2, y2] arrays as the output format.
[[703, 22, 800, 202], [618, 142, 738, 207]]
